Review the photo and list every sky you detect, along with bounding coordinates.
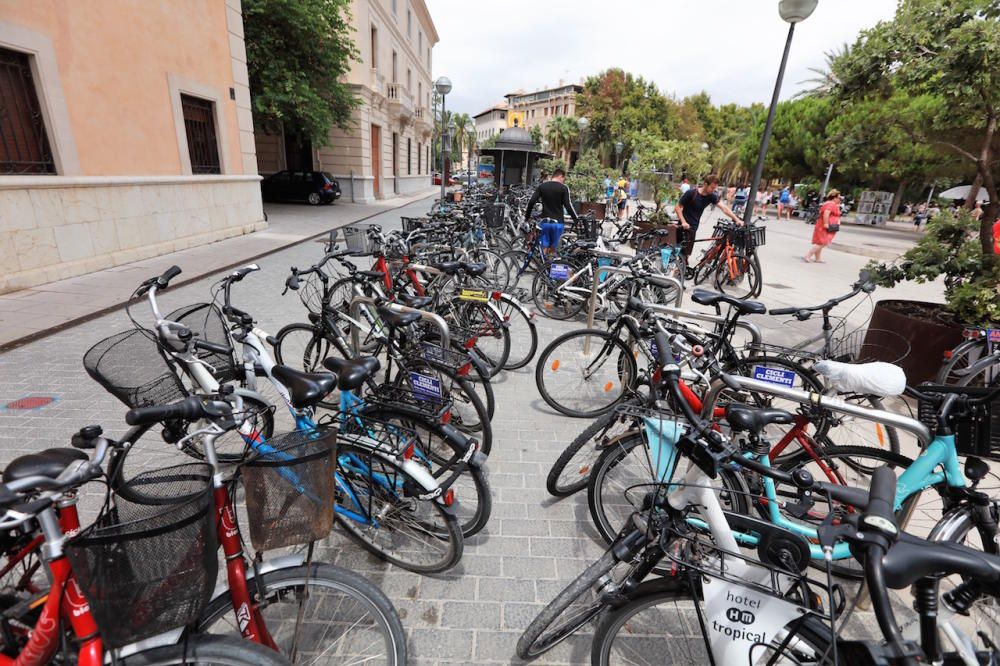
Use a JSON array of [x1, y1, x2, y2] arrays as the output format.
[[424, 0, 899, 116]]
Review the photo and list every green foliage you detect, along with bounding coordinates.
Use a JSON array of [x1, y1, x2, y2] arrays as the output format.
[[545, 117, 580, 162], [868, 211, 1000, 324], [738, 97, 832, 183], [566, 151, 610, 203], [536, 157, 566, 177], [631, 134, 711, 216], [243, 0, 359, 145], [480, 135, 498, 150], [529, 125, 543, 147]]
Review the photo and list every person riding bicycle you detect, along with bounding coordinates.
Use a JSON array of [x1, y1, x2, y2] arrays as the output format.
[[674, 173, 743, 256], [525, 167, 579, 255]]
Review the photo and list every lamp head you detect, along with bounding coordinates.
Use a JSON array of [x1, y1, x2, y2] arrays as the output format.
[[434, 76, 453, 95], [778, 0, 818, 23], [614, 141, 624, 154], [577, 116, 589, 130]]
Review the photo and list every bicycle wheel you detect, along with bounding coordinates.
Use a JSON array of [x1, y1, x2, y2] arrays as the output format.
[[692, 246, 721, 286], [445, 299, 510, 377], [777, 444, 915, 579], [467, 247, 511, 291], [590, 583, 833, 665], [532, 260, 587, 321], [516, 548, 638, 660], [494, 293, 538, 370], [328, 277, 383, 351], [334, 442, 463, 573], [713, 252, 760, 300], [500, 249, 538, 295], [120, 635, 290, 665], [393, 360, 491, 449], [535, 329, 638, 418], [198, 563, 407, 665], [936, 338, 986, 385], [546, 410, 636, 497], [822, 393, 901, 456], [587, 432, 749, 547]]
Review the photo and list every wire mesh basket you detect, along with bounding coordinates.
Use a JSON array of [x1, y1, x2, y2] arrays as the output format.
[[405, 341, 474, 375], [65, 463, 217, 649], [343, 224, 381, 255], [367, 383, 452, 421], [166, 303, 240, 383], [483, 203, 506, 229], [401, 216, 430, 233], [917, 384, 1000, 460], [241, 429, 337, 551], [83, 329, 189, 409], [829, 328, 911, 364], [296, 271, 329, 315]]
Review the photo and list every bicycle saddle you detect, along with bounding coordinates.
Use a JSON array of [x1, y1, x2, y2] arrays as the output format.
[[882, 532, 1000, 589], [462, 262, 487, 277], [691, 289, 767, 315], [431, 261, 463, 274], [572, 240, 598, 250], [270, 365, 337, 409], [3, 448, 88, 484], [397, 293, 433, 309], [376, 305, 422, 328], [323, 356, 380, 391], [724, 403, 794, 434]]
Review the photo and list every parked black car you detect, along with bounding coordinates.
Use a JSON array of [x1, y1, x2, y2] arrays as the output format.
[[261, 170, 341, 205]]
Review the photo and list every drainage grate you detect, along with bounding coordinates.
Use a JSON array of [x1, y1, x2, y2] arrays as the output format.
[[3, 396, 58, 411], [766, 283, 793, 290]]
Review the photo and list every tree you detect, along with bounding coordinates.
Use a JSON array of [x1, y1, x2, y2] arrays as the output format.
[[835, 0, 1000, 258], [565, 151, 610, 203], [529, 125, 543, 148], [738, 97, 832, 184], [631, 133, 711, 217], [797, 43, 851, 97], [243, 0, 359, 145], [545, 116, 580, 164], [451, 112, 474, 163]]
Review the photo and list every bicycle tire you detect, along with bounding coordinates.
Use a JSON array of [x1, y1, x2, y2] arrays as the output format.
[[590, 583, 833, 665], [443, 298, 510, 378], [198, 563, 407, 665], [546, 410, 636, 497], [495, 293, 538, 370], [392, 360, 492, 452], [328, 277, 383, 352], [535, 329, 638, 419], [531, 259, 587, 321], [713, 251, 760, 300], [119, 635, 289, 665], [335, 442, 464, 574], [936, 338, 985, 384]]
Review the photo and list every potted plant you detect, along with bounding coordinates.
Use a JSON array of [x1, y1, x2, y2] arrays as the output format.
[[866, 210, 998, 383], [565, 151, 610, 219]]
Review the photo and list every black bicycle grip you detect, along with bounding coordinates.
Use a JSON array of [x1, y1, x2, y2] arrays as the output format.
[[652, 331, 673, 369], [193, 339, 232, 355], [769, 306, 797, 316], [813, 480, 870, 510], [866, 465, 897, 526], [157, 265, 182, 288], [126, 396, 206, 426]]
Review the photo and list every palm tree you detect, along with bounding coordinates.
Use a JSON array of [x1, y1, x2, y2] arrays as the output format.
[[798, 42, 851, 97], [545, 116, 579, 163], [451, 112, 473, 163]]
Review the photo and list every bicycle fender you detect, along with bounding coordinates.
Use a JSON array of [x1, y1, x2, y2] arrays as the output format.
[[205, 554, 305, 606], [398, 457, 459, 515]]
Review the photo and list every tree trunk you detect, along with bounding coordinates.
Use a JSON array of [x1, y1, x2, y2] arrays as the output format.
[[965, 172, 983, 209], [977, 112, 997, 263], [890, 180, 906, 221]]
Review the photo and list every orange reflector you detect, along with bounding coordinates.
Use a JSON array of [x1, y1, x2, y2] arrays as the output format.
[[492, 291, 502, 300], [876, 424, 886, 447], [603, 382, 614, 392], [441, 409, 452, 425], [943, 350, 953, 360], [464, 338, 477, 349], [403, 442, 415, 460], [551, 360, 560, 371], [443, 489, 455, 507], [579, 465, 591, 475], [457, 362, 472, 377]]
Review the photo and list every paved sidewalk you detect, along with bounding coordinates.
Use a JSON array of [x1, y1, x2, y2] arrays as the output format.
[[0, 188, 437, 350]]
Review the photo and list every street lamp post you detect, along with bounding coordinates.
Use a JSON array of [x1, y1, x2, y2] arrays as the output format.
[[614, 141, 624, 174], [743, 0, 818, 225], [576, 117, 589, 166], [435, 76, 452, 203]]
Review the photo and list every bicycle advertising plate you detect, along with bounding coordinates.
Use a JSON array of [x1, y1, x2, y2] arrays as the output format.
[[549, 264, 570, 280], [458, 288, 489, 302], [702, 576, 802, 664], [752, 365, 796, 388], [409, 372, 442, 401]]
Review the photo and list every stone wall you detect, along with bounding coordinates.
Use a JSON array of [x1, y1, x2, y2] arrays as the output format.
[[0, 175, 266, 293]]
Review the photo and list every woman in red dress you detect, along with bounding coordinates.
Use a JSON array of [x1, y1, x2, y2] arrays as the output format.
[[805, 189, 842, 263]]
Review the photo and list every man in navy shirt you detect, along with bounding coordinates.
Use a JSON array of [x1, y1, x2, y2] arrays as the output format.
[[674, 174, 742, 256], [524, 167, 579, 255]]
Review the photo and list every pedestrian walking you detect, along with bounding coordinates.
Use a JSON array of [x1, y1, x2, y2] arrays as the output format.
[[804, 189, 842, 263], [615, 175, 629, 220], [679, 178, 691, 195], [726, 184, 737, 207], [913, 203, 926, 230], [675, 174, 743, 257], [777, 185, 790, 219], [755, 188, 768, 217], [524, 167, 579, 256]]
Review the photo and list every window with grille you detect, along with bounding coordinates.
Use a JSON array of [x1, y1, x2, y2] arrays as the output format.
[[181, 94, 221, 174], [407, 138, 412, 175], [0, 47, 56, 174]]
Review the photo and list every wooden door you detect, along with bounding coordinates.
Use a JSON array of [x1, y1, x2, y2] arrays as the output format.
[[371, 124, 381, 196]]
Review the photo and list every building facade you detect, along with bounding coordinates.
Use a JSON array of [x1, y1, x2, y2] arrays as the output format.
[[0, 0, 264, 294], [255, 0, 438, 204], [505, 82, 583, 135], [474, 104, 508, 143]]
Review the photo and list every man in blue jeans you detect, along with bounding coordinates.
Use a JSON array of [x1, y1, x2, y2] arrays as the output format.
[[525, 167, 579, 255]]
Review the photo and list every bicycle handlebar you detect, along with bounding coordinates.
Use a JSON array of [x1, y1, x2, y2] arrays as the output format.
[[125, 395, 233, 427]]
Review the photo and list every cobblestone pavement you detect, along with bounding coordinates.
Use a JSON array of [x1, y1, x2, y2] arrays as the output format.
[[0, 197, 968, 664]]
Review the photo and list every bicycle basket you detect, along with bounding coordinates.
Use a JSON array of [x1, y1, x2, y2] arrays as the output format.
[[917, 384, 1000, 460], [166, 303, 240, 383], [367, 382, 452, 421], [829, 328, 911, 365], [241, 429, 337, 551], [343, 224, 380, 255], [296, 271, 328, 315], [83, 329, 188, 409], [401, 216, 430, 233], [64, 463, 216, 649], [405, 341, 475, 376], [484, 203, 506, 229]]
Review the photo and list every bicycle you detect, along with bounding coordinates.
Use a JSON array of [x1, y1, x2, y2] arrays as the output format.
[[688, 218, 765, 298], [937, 326, 1000, 387]]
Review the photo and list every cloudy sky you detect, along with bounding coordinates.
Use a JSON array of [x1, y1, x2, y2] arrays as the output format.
[[424, 0, 898, 116]]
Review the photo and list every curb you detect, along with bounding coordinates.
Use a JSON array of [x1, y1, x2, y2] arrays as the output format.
[[0, 194, 434, 354]]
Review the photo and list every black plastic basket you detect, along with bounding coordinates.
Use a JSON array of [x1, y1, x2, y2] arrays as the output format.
[[731, 224, 766, 251], [83, 329, 188, 409], [401, 216, 430, 233], [166, 303, 240, 383], [405, 341, 474, 375], [483, 203, 506, 229], [572, 216, 601, 241], [241, 429, 337, 551], [65, 463, 217, 649], [917, 385, 1000, 460]]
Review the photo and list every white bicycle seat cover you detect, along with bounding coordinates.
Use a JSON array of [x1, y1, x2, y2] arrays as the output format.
[[814, 360, 906, 397]]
